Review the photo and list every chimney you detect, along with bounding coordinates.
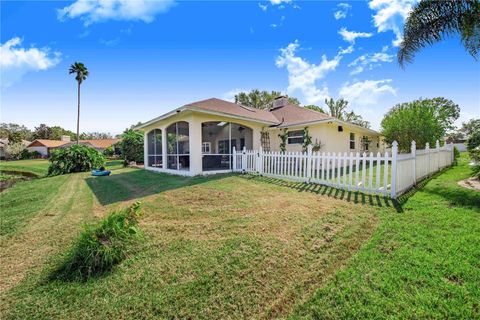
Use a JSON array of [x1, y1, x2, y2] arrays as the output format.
[[272, 96, 288, 108], [61, 135, 71, 142]]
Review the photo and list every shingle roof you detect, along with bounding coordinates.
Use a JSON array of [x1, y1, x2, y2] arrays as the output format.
[[269, 103, 333, 126], [27, 139, 69, 148], [185, 98, 279, 124], [79, 139, 120, 149]]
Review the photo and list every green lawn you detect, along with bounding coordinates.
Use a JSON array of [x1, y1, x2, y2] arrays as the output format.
[[0, 159, 50, 176], [0, 154, 478, 319]]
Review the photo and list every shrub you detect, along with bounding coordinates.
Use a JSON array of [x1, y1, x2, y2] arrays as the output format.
[[453, 146, 460, 163], [119, 129, 144, 163], [5, 142, 26, 160], [53, 202, 144, 281], [48, 145, 106, 176], [103, 146, 114, 157], [20, 149, 41, 160]]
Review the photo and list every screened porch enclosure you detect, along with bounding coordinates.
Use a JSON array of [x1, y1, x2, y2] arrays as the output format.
[[201, 122, 253, 171]]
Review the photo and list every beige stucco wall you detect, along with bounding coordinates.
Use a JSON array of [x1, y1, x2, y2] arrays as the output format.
[[268, 122, 385, 154]]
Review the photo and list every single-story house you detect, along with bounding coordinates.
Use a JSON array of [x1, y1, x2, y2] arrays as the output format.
[[27, 136, 121, 157], [136, 96, 386, 176]]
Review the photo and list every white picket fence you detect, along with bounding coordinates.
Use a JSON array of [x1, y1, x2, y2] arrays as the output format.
[[232, 140, 454, 199]]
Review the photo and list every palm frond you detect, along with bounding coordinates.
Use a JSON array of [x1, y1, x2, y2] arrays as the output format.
[[398, 0, 480, 67]]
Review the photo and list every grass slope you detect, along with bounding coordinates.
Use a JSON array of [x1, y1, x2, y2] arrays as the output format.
[[0, 159, 50, 176], [291, 154, 480, 319], [0, 167, 378, 319]]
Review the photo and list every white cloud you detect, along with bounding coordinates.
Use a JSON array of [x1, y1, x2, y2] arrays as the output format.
[[270, 0, 290, 4], [338, 27, 373, 44], [258, 3, 268, 11], [368, 0, 416, 46], [334, 3, 351, 20], [348, 46, 393, 75], [0, 37, 61, 88], [276, 40, 344, 104], [339, 79, 396, 106], [57, 0, 176, 25], [222, 88, 248, 102]]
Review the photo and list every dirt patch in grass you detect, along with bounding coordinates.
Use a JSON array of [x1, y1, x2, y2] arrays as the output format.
[[458, 177, 480, 191]]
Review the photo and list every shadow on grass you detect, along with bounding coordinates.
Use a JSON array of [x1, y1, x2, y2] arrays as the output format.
[[239, 174, 404, 213], [85, 169, 232, 205]]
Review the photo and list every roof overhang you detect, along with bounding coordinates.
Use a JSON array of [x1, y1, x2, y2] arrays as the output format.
[[135, 105, 278, 130]]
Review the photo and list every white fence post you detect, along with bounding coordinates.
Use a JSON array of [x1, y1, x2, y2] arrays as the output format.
[[450, 142, 454, 164], [257, 146, 263, 175], [411, 140, 416, 185], [390, 141, 398, 199], [242, 146, 247, 173], [425, 142, 430, 175], [435, 140, 440, 171], [306, 145, 313, 182], [232, 146, 237, 172]]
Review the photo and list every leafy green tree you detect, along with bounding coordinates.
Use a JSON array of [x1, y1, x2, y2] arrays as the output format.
[[69, 62, 89, 144], [398, 0, 480, 67], [33, 124, 52, 139], [7, 131, 22, 144], [80, 132, 113, 140], [324, 98, 370, 128], [0, 123, 33, 141], [234, 90, 300, 109], [460, 118, 480, 136], [304, 105, 327, 113], [50, 126, 76, 140], [381, 97, 460, 152], [119, 129, 144, 163]]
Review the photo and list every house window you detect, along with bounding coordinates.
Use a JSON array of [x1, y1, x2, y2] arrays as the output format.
[[287, 130, 303, 144], [350, 133, 355, 150], [166, 121, 190, 171], [202, 142, 211, 154], [147, 129, 162, 168]]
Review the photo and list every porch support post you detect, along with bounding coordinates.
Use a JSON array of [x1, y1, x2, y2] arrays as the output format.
[[143, 131, 148, 168], [189, 116, 202, 175], [161, 125, 167, 170]]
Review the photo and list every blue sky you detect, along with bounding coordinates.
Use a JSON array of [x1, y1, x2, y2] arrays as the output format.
[[1, 0, 479, 134]]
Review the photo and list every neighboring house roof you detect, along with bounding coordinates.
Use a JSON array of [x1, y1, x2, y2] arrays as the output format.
[[27, 139, 120, 149], [61, 139, 121, 149], [79, 139, 120, 149], [136, 97, 380, 135], [27, 139, 68, 148]]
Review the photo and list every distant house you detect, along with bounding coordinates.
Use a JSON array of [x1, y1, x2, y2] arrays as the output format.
[[136, 96, 386, 176], [0, 139, 31, 159], [26, 136, 120, 157]]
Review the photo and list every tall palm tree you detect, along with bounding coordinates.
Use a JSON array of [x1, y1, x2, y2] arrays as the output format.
[[398, 0, 480, 67], [69, 62, 89, 144]]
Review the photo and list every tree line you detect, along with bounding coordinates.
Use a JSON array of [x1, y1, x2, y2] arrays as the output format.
[[0, 123, 115, 144]]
